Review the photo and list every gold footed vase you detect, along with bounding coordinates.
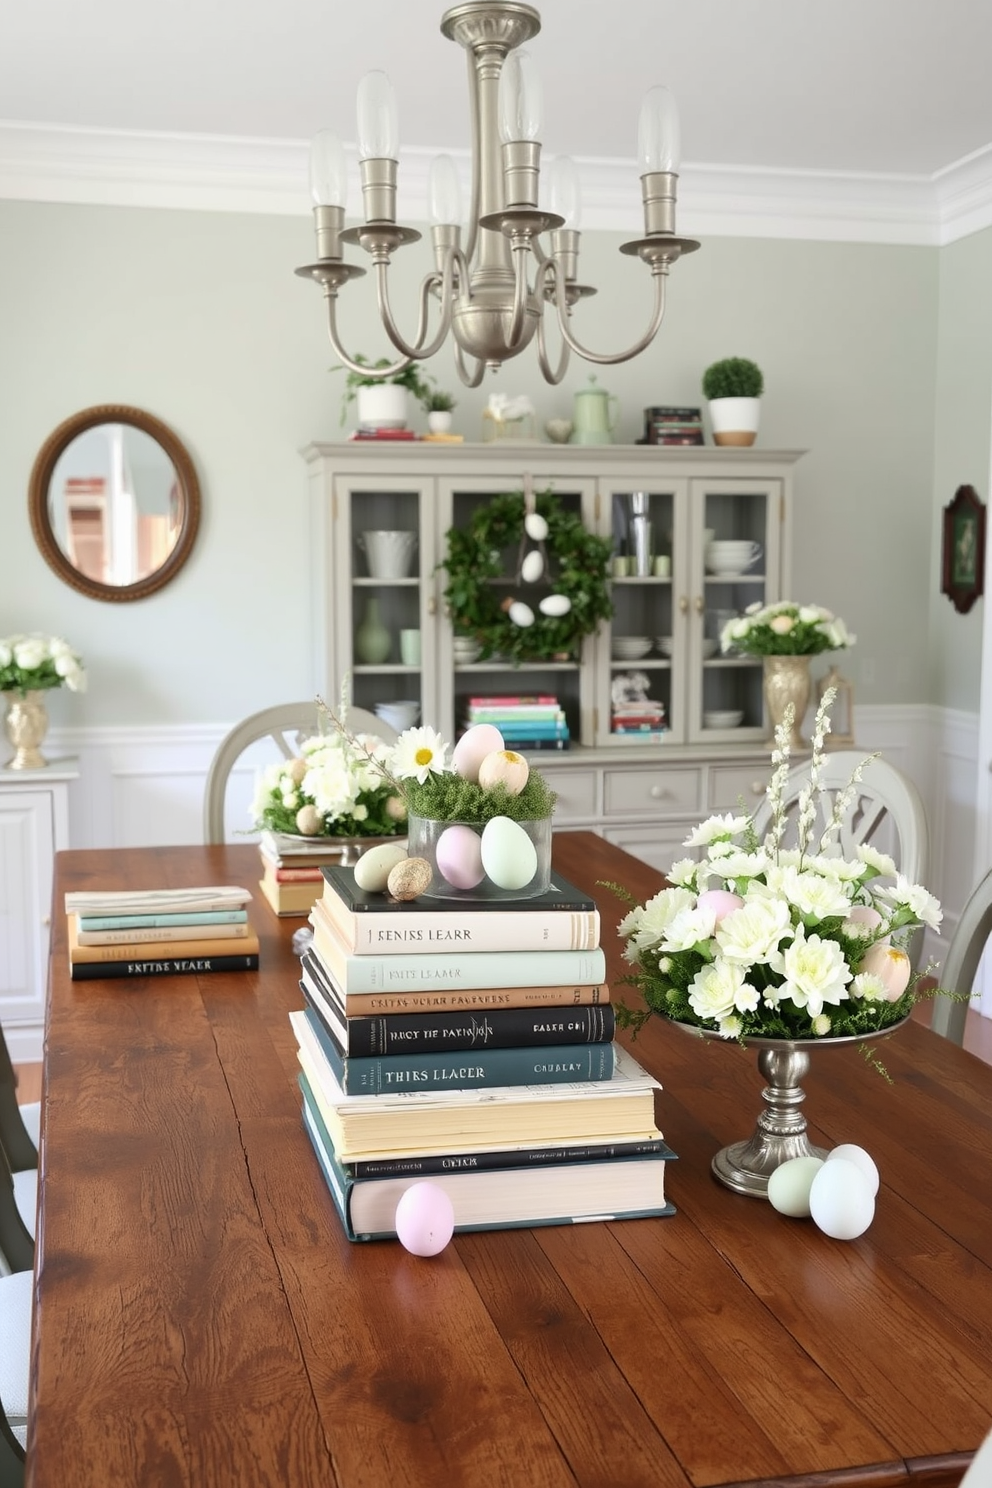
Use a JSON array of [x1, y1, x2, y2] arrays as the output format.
[[763, 655, 811, 751], [3, 690, 50, 770]]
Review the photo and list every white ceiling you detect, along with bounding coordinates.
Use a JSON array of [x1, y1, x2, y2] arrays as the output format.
[[4, 0, 992, 243]]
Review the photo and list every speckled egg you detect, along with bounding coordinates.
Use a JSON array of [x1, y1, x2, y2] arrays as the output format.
[[452, 724, 505, 782], [435, 825, 485, 890], [477, 750, 530, 796], [480, 816, 538, 891], [387, 857, 433, 901]]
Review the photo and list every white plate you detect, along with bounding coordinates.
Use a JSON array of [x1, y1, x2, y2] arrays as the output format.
[[703, 709, 744, 728]]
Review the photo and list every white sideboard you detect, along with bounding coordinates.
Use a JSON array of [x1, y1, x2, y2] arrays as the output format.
[[0, 760, 78, 1061]]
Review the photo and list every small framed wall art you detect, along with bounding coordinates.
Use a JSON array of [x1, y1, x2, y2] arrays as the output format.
[[941, 483, 986, 614]]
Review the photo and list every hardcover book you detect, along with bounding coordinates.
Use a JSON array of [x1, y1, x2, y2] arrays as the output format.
[[77, 908, 249, 932], [300, 949, 615, 1055], [299, 1003, 617, 1096], [75, 919, 250, 947], [318, 867, 600, 953], [68, 915, 260, 963], [299, 1073, 675, 1241], [290, 1007, 662, 1161], [258, 875, 324, 918], [69, 951, 260, 981], [64, 886, 252, 917], [307, 913, 608, 999]]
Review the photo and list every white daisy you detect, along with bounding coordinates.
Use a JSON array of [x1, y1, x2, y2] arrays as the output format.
[[390, 726, 449, 784]]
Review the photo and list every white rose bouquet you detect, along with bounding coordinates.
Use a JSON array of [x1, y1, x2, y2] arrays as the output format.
[[612, 692, 945, 1045], [0, 634, 87, 695], [251, 732, 407, 840], [721, 602, 854, 657]]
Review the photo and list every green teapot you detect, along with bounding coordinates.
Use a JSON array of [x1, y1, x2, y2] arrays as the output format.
[[570, 375, 618, 445]]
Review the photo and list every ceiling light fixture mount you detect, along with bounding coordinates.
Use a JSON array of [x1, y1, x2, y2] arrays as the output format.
[[295, 0, 699, 387]]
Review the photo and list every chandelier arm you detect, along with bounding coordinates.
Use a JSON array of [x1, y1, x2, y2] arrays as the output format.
[[535, 260, 571, 385], [462, 50, 482, 266], [324, 296, 414, 378], [374, 255, 456, 362], [505, 241, 535, 352], [552, 269, 669, 366], [453, 339, 488, 388]]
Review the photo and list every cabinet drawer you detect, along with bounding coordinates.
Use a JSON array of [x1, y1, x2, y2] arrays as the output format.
[[708, 764, 768, 813], [538, 768, 598, 821], [603, 767, 702, 817]]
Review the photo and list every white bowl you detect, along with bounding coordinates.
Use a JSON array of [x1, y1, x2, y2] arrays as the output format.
[[703, 709, 744, 729], [375, 700, 421, 732], [701, 638, 718, 659], [612, 638, 652, 660], [655, 636, 674, 656]]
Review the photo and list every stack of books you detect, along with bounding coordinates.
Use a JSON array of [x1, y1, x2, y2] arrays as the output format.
[[63, 886, 259, 980], [611, 697, 668, 738], [289, 864, 676, 1241], [461, 694, 570, 751], [258, 829, 355, 917], [638, 405, 704, 446]]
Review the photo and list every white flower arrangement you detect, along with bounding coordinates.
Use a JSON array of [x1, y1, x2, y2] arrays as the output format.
[[612, 691, 944, 1044], [251, 731, 407, 840], [721, 602, 855, 657], [0, 633, 87, 695]]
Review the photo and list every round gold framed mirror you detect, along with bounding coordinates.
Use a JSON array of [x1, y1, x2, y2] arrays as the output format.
[[28, 405, 201, 602]]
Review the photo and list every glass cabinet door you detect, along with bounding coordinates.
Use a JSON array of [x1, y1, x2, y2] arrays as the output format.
[[595, 478, 689, 744], [688, 476, 786, 744], [332, 475, 438, 732]]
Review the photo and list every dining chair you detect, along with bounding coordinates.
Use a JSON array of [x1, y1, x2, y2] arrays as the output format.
[[751, 749, 929, 885], [0, 1033, 37, 1243], [929, 864, 992, 1044], [203, 701, 397, 844], [0, 1143, 34, 1472]]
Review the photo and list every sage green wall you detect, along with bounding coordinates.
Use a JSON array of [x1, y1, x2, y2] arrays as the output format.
[[0, 199, 940, 727], [930, 226, 992, 712]]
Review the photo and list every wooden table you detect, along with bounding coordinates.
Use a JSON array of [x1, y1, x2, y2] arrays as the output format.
[[29, 834, 992, 1488]]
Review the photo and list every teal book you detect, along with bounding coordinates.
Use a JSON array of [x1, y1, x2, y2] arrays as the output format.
[[299, 1074, 675, 1243], [301, 1005, 617, 1095], [78, 909, 248, 931]]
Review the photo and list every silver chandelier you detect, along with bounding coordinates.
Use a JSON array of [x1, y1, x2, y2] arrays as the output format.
[[295, 0, 699, 387]]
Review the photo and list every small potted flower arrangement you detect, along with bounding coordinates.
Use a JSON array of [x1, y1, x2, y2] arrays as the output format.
[[0, 633, 87, 770], [721, 601, 855, 751], [338, 357, 434, 432], [251, 730, 408, 846], [424, 387, 457, 434]]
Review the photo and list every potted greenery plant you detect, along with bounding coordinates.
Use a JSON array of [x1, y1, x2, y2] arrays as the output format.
[[701, 356, 764, 447], [424, 388, 457, 435], [339, 358, 433, 432]]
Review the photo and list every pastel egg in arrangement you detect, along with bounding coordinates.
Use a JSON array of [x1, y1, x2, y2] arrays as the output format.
[[394, 1182, 455, 1256], [477, 749, 530, 796], [480, 815, 538, 890], [767, 1156, 824, 1218], [451, 723, 504, 782], [435, 824, 485, 890]]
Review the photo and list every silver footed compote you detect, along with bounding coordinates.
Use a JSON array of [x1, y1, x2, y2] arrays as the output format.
[[672, 1018, 910, 1199]]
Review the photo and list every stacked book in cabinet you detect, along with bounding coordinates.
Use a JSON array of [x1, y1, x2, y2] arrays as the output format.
[[305, 443, 803, 869], [290, 863, 675, 1241]]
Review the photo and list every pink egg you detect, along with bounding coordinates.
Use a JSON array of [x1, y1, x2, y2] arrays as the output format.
[[435, 824, 485, 889], [394, 1182, 455, 1256], [856, 942, 911, 1000], [696, 889, 744, 926], [451, 724, 504, 782]]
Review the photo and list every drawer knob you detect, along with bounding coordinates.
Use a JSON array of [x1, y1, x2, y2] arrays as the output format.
[[649, 785, 667, 800], [751, 780, 765, 795]]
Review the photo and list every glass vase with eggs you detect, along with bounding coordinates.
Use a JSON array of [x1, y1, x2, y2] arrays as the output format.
[[394, 723, 557, 902]]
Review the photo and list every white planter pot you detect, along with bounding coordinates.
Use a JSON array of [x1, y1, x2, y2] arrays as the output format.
[[427, 410, 453, 434], [708, 396, 760, 447], [356, 383, 409, 431]]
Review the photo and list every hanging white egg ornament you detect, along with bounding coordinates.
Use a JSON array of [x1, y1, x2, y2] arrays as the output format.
[[524, 512, 549, 541], [477, 749, 530, 795], [521, 550, 544, 583], [767, 1156, 824, 1218], [394, 1182, 455, 1256], [507, 601, 535, 628], [451, 723, 504, 781], [480, 816, 538, 890], [808, 1158, 875, 1240], [539, 594, 571, 617], [826, 1144, 879, 1197]]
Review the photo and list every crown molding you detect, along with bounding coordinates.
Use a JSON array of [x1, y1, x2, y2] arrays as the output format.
[[0, 119, 989, 247]]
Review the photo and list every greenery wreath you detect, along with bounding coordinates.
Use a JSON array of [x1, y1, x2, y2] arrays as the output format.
[[441, 489, 613, 664]]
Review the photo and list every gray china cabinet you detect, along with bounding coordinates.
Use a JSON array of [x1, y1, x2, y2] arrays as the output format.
[[304, 442, 804, 871]]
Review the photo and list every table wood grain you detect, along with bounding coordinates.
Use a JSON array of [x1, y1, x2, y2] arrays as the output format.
[[28, 834, 992, 1488]]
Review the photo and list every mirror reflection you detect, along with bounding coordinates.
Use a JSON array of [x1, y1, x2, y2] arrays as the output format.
[[49, 423, 184, 587], [29, 405, 201, 603]]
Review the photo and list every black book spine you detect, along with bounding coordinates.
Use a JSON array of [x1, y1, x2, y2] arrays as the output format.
[[69, 954, 259, 980], [346, 1138, 677, 1180], [317, 997, 616, 1056]]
